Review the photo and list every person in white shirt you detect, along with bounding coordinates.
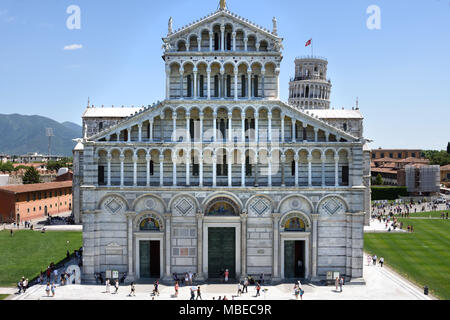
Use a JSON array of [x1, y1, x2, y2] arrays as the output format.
[[105, 279, 110, 293]]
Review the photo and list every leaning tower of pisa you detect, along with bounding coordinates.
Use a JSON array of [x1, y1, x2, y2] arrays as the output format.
[[288, 57, 332, 110]]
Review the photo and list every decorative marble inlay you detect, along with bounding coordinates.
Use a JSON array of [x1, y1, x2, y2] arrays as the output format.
[[319, 197, 346, 216], [174, 198, 194, 216], [145, 199, 155, 210], [248, 197, 271, 216], [105, 198, 123, 214]]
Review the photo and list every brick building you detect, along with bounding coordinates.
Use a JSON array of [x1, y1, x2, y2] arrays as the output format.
[[371, 149, 421, 160], [0, 181, 73, 224]]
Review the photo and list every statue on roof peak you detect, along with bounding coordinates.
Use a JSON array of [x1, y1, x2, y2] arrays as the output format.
[[219, 0, 227, 10]]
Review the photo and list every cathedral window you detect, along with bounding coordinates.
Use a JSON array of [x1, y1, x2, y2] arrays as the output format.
[[246, 156, 252, 176], [253, 75, 259, 97], [150, 161, 154, 176], [98, 166, 105, 185], [199, 75, 204, 97], [214, 75, 219, 97], [241, 75, 246, 97], [214, 33, 219, 51], [226, 75, 231, 97], [291, 161, 295, 176], [226, 32, 232, 50], [187, 75, 192, 97]]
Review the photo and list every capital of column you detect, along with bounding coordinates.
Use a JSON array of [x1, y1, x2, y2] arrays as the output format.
[[179, 68, 184, 75], [159, 155, 165, 162], [213, 112, 218, 118], [220, 68, 225, 75], [232, 31, 236, 38], [146, 155, 151, 162], [132, 156, 138, 163], [244, 37, 248, 42], [172, 112, 177, 119], [307, 156, 313, 162], [228, 112, 233, 119], [206, 68, 211, 74], [196, 212, 204, 220], [294, 155, 300, 162], [240, 212, 248, 222], [220, 26, 225, 32], [120, 155, 125, 162], [186, 112, 191, 119], [247, 70, 252, 75], [209, 31, 214, 37], [193, 68, 198, 73], [272, 213, 281, 222], [334, 156, 339, 163], [234, 67, 238, 75], [268, 112, 272, 119], [281, 155, 286, 162], [125, 211, 136, 219]]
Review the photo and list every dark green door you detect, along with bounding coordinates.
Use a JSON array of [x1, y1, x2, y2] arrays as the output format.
[[140, 241, 151, 278], [208, 228, 235, 279], [284, 241, 295, 278]]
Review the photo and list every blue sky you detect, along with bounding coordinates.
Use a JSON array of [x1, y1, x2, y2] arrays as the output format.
[[0, 0, 449, 150]]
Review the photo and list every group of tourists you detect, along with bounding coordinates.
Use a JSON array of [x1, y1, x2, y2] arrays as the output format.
[[334, 277, 345, 293], [104, 278, 121, 294], [367, 254, 385, 267], [17, 277, 29, 294]]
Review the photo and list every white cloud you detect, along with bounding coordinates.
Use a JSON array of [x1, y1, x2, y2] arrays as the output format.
[[63, 44, 83, 51]]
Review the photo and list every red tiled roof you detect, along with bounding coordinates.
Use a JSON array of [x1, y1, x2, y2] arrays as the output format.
[[13, 163, 45, 168], [398, 157, 429, 164], [440, 164, 450, 171], [0, 181, 72, 194], [371, 168, 398, 174], [373, 157, 401, 163]]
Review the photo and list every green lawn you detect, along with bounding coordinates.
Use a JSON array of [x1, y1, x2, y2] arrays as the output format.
[[408, 211, 449, 218], [0, 294, 10, 300], [0, 230, 82, 287], [365, 219, 450, 300]]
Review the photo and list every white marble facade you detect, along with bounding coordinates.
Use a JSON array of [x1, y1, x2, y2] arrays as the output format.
[[73, 1, 370, 284]]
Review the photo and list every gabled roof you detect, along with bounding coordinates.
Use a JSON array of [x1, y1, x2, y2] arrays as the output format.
[[87, 100, 360, 143], [165, 9, 281, 42]]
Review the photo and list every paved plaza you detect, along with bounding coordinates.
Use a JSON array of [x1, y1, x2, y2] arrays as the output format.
[[9, 261, 433, 301]]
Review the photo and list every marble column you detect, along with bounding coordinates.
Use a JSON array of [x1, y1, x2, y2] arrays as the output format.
[[196, 213, 204, 279], [228, 154, 232, 187], [241, 154, 246, 187], [261, 69, 265, 98], [255, 114, 259, 143], [199, 113, 204, 143], [292, 120, 296, 143], [234, 68, 238, 101], [213, 112, 217, 142], [164, 214, 171, 279], [334, 156, 339, 187], [228, 112, 233, 142], [254, 154, 259, 187], [232, 32, 236, 51], [321, 155, 326, 187], [146, 154, 151, 187], [172, 112, 177, 142], [138, 124, 142, 142], [179, 68, 184, 99], [220, 26, 225, 52], [185, 154, 190, 186], [173, 156, 177, 187], [244, 37, 248, 52], [281, 154, 286, 187], [240, 213, 248, 280], [314, 128, 319, 142], [107, 154, 112, 186], [186, 113, 191, 142], [149, 119, 154, 142], [241, 116, 246, 142], [212, 155, 217, 187], [247, 71, 252, 100], [308, 156, 313, 187], [209, 32, 213, 52], [120, 154, 125, 187], [281, 114, 285, 143], [126, 213, 135, 280], [268, 112, 272, 142], [127, 128, 131, 142], [159, 155, 164, 187], [303, 123, 308, 143], [165, 66, 170, 99], [193, 70, 198, 99], [294, 155, 299, 187], [199, 155, 204, 187], [272, 213, 281, 280], [133, 155, 138, 187], [311, 214, 319, 279], [268, 158, 272, 187], [207, 69, 211, 99]]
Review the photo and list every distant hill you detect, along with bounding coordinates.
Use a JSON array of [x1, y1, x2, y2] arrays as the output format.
[[0, 114, 82, 157]]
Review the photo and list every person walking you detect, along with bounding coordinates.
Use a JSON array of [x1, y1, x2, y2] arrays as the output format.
[[23, 278, 28, 293], [190, 287, 196, 300], [51, 282, 56, 297], [294, 283, 300, 300], [45, 282, 51, 297], [114, 280, 119, 294], [367, 255, 372, 266], [129, 282, 136, 297], [335, 277, 339, 291], [372, 255, 377, 266], [188, 271, 193, 285], [153, 280, 160, 296], [53, 269, 59, 284], [184, 273, 189, 286], [105, 279, 110, 293], [174, 281, 179, 298], [339, 277, 344, 293], [196, 286, 202, 300], [379, 257, 384, 268], [224, 269, 229, 283], [237, 283, 242, 297], [243, 277, 249, 293], [255, 283, 261, 297]]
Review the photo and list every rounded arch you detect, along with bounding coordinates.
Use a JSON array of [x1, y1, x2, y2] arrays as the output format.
[[277, 194, 314, 214], [168, 193, 201, 215], [97, 193, 129, 211], [202, 192, 243, 215], [132, 193, 168, 213], [279, 211, 312, 231], [134, 211, 165, 231], [315, 195, 349, 215]]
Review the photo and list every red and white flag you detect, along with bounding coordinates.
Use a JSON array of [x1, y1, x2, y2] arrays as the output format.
[[305, 39, 312, 47]]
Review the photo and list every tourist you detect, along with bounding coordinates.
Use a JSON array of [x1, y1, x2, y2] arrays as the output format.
[[53, 268, 59, 284], [299, 287, 305, 300], [188, 271, 193, 285], [379, 257, 384, 268], [23, 278, 28, 293], [335, 277, 339, 291], [367, 255, 372, 266], [190, 287, 195, 300], [129, 282, 136, 297], [373, 255, 377, 266], [10, 229, 13, 237], [45, 282, 51, 297], [294, 283, 299, 300], [339, 277, 344, 292], [51, 282, 56, 297], [223, 296, 228, 300], [174, 281, 179, 297], [237, 282, 242, 296], [184, 273, 189, 286], [224, 269, 229, 283], [114, 280, 119, 294], [104, 278, 110, 293], [243, 277, 249, 293], [255, 283, 261, 297], [196, 286, 202, 300], [17, 278, 23, 294], [153, 280, 160, 296]]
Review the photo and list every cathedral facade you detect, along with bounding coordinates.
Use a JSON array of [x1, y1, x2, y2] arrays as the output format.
[[73, 1, 371, 283]]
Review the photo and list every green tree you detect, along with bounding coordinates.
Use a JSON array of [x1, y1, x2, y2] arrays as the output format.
[[22, 167, 41, 184], [0, 162, 15, 172], [375, 174, 383, 185], [422, 150, 450, 166]]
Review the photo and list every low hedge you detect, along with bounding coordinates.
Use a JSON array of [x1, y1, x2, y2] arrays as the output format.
[[371, 186, 408, 201]]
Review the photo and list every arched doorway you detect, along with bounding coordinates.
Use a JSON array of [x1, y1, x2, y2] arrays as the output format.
[[203, 196, 242, 280]]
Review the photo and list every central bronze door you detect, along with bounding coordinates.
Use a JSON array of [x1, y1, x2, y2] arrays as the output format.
[[208, 228, 236, 279], [284, 240, 305, 278]]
